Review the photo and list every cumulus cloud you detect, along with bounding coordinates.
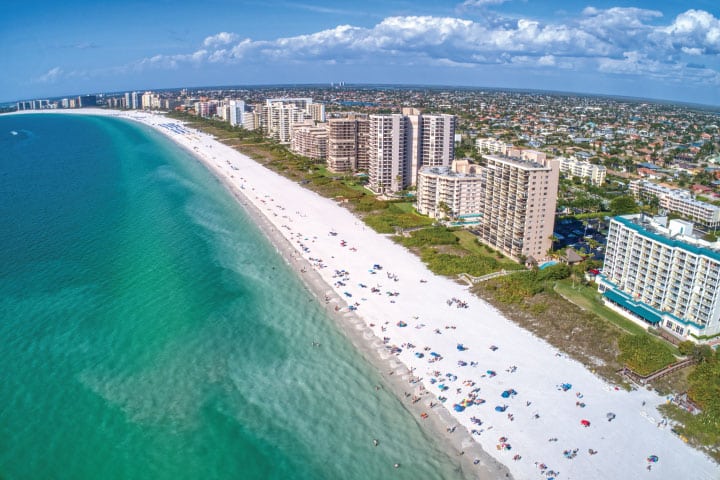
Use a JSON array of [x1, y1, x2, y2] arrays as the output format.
[[130, 8, 719, 88], [203, 32, 239, 47], [659, 9, 720, 55]]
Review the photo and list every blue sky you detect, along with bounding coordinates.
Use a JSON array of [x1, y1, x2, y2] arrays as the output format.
[[3, 0, 720, 105]]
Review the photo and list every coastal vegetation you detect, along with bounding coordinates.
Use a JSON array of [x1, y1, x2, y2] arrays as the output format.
[[476, 269, 680, 384], [617, 335, 677, 376], [658, 346, 720, 462], [165, 109, 718, 459]]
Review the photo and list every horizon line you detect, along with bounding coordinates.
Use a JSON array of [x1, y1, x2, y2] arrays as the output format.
[[5, 82, 720, 112]]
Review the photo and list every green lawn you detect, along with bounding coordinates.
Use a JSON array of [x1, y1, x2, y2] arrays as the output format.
[[554, 280, 649, 336]]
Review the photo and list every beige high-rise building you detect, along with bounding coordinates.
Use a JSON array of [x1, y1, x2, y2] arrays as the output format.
[[355, 117, 369, 171], [290, 122, 328, 161], [421, 114, 456, 168], [264, 101, 307, 143], [403, 108, 423, 185], [327, 117, 358, 173], [368, 114, 407, 194], [368, 111, 456, 194], [402, 108, 456, 186], [309, 103, 326, 122], [326, 114, 369, 173], [475, 154, 560, 261]]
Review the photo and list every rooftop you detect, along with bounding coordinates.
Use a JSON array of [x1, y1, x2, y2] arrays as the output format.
[[483, 154, 549, 170], [615, 214, 720, 261]]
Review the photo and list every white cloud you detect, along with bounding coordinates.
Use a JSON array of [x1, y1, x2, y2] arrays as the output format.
[[36, 67, 63, 83], [659, 9, 720, 55], [462, 0, 510, 7], [538, 55, 556, 66], [126, 9, 719, 89], [203, 32, 239, 47], [682, 47, 703, 55]]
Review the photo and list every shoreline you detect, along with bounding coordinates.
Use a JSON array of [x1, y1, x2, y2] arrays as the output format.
[[12, 109, 717, 480], [156, 116, 507, 479]]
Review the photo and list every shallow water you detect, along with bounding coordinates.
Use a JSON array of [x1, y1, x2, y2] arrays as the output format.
[[0, 114, 466, 479]]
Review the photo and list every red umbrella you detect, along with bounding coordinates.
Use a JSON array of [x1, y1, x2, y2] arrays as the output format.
[[581, 419, 591, 427]]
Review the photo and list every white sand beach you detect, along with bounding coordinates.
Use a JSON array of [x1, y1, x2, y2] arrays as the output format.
[[30, 109, 719, 479]]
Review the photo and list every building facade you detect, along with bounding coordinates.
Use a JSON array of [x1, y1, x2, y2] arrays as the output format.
[[598, 214, 720, 339], [290, 122, 328, 161], [326, 117, 361, 173], [367, 111, 456, 193], [475, 138, 513, 155], [558, 157, 607, 186], [368, 114, 407, 194], [228, 99, 245, 127], [264, 101, 306, 143], [474, 154, 560, 261], [416, 160, 483, 222], [420, 114, 456, 169], [630, 180, 720, 229]]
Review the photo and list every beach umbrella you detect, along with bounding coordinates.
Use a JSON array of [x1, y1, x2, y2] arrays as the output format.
[[495, 405, 507, 412], [581, 419, 591, 427], [501, 391, 510, 398], [430, 352, 440, 357], [606, 412, 616, 421], [647, 455, 659, 463], [454, 404, 465, 412]]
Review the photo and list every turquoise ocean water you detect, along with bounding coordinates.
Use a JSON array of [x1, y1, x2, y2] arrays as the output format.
[[0, 114, 464, 479]]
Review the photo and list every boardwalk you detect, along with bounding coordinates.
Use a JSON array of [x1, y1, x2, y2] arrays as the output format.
[[619, 358, 697, 386]]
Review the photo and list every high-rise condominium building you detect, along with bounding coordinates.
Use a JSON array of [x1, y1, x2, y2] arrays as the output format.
[[355, 117, 370, 171], [368, 114, 407, 194], [474, 154, 560, 261], [326, 115, 368, 173], [420, 114, 456, 169], [599, 214, 720, 339], [131, 92, 140, 110], [403, 108, 423, 185], [403, 108, 456, 186], [78, 95, 97, 108], [290, 122, 328, 161], [416, 160, 483, 222], [228, 100, 245, 127], [309, 103, 326, 122], [263, 99, 317, 143], [368, 110, 456, 193], [243, 110, 261, 131]]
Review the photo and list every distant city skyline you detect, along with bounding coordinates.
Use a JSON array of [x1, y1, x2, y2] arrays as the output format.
[[3, 0, 720, 106]]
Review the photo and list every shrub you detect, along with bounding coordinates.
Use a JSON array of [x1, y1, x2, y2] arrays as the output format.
[[618, 334, 676, 375], [399, 227, 459, 248], [678, 340, 695, 356], [420, 249, 502, 277]]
